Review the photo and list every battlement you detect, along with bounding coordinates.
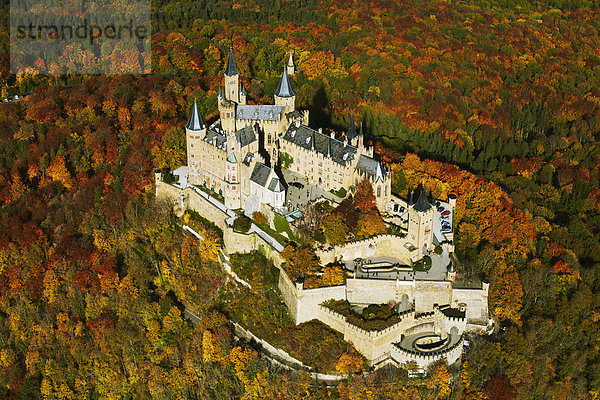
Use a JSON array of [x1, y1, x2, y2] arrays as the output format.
[[391, 335, 464, 366]]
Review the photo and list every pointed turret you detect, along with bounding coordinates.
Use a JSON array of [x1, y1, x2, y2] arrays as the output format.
[[186, 99, 205, 131], [274, 68, 296, 98], [224, 47, 238, 77], [311, 130, 316, 151], [287, 52, 295, 76], [274, 67, 296, 112], [326, 136, 331, 158], [224, 47, 240, 103], [239, 82, 247, 105]]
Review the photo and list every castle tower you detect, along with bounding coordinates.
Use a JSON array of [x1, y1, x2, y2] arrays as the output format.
[[218, 97, 236, 134], [186, 99, 207, 185], [408, 189, 434, 260], [239, 82, 247, 105], [287, 52, 295, 76], [224, 47, 240, 103], [274, 67, 296, 113]]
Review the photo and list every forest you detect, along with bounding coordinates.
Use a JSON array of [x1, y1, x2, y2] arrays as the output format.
[[1, 0, 600, 398]]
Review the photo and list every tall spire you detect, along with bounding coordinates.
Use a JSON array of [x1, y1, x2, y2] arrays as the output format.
[[274, 67, 296, 98], [348, 115, 356, 139], [311, 130, 315, 151], [186, 99, 205, 131], [288, 52, 294, 66], [224, 47, 238, 76], [326, 136, 331, 158], [239, 82, 246, 96]]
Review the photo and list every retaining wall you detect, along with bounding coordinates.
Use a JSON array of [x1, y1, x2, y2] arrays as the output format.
[[279, 268, 347, 324], [316, 234, 416, 266], [316, 305, 438, 364]]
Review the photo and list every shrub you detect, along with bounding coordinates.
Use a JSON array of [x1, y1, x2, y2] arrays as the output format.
[[252, 211, 267, 225], [234, 216, 252, 233]]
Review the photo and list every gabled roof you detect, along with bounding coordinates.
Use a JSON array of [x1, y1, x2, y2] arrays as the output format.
[[236, 105, 284, 121], [282, 124, 357, 166], [224, 47, 238, 76], [356, 155, 385, 182], [186, 99, 205, 131], [204, 127, 227, 151], [274, 68, 296, 98], [227, 152, 237, 163], [250, 162, 271, 186], [413, 189, 432, 212], [235, 125, 256, 148]]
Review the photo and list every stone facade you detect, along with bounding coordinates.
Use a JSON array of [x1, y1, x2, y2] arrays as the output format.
[[185, 47, 392, 214]]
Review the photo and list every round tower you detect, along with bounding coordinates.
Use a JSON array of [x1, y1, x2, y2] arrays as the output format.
[[218, 99, 236, 134]]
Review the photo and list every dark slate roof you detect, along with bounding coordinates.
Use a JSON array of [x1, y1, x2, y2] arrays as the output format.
[[224, 47, 238, 76], [186, 100, 205, 131], [235, 125, 256, 148], [274, 68, 296, 98], [356, 155, 385, 182], [236, 105, 284, 121], [268, 177, 284, 192], [413, 189, 432, 212], [250, 162, 271, 186], [204, 127, 227, 151], [242, 152, 253, 166], [286, 110, 303, 119], [282, 124, 357, 166]]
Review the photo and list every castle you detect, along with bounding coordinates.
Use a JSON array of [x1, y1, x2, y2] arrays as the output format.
[[185, 48, 392, 213], [156, 47, 492, 370]]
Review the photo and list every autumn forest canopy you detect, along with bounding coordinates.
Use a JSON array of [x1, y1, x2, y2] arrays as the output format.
[[1, 0, 600, 398]]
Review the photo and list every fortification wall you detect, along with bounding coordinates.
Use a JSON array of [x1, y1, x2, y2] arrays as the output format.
[[433, 308, 467, 339], [390, 335, 464, 369], [279, 269, 346, 324], [185, 189, 229, 230], [317, 305, 423, 363], [346, 278, 414, 305], [156, 176, 284, 266], [316, 234, 416, 266], [451, 286, 489, 323], [155, 179, 184, 208], [414, 280, 453, 313]]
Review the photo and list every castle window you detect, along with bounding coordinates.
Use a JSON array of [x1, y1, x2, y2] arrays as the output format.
[[377, 186, 381, 197]]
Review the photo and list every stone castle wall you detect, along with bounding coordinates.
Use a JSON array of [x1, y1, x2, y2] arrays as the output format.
[[279, 269, 346, 324], [390, 335, 465, 369], [346, 278, 414, 305], [156, 176, 283, 266], [316, 234, 417, 266]]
